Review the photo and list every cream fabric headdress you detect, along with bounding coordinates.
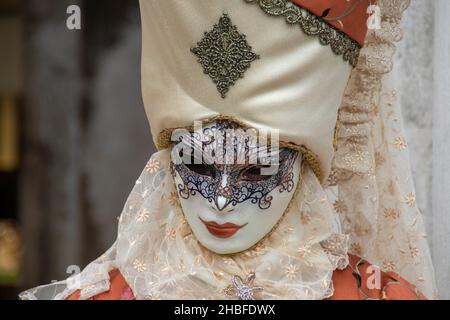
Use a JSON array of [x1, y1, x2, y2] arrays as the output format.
[[140, 0, 353, 183]]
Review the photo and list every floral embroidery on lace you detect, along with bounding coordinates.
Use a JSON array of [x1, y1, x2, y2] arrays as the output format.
[[18, 0, 437, 301], [331, 0, 437, 299]]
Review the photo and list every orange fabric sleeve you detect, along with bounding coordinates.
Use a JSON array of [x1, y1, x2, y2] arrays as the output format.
[[329, 254, 426, 300]]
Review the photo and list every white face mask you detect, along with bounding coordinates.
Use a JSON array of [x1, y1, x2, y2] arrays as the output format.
[[170, 121, 302, 254]]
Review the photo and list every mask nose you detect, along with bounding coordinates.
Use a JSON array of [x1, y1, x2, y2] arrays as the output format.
[[215, 195, 234, 212], [214, 174, 234, 212]]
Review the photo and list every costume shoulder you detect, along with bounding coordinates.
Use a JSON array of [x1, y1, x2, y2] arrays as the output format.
[[66, 269, 135, 300], [329, 254, 426, 300], [66, 255, 424, 300]]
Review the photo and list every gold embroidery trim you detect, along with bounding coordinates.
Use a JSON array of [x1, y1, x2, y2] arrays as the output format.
[[156, 114, 323, 182]]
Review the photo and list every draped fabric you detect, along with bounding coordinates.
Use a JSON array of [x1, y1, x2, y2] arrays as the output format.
[[330, 0, 437, 299], [20, 150, 350, 300], [140, 0, 353, 183], [64, 255, 427, 300]]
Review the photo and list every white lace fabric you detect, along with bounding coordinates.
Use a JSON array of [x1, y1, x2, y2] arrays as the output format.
[[21, 150, 349, 300], [330, 0, 437, 299]]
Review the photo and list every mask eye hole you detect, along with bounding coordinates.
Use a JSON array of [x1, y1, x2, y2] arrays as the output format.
[[240, 165, 275, 181], [185, 163, 216, 178]]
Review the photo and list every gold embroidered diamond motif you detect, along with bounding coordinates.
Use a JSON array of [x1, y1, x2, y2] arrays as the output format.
[[191, 14, 260, 98]]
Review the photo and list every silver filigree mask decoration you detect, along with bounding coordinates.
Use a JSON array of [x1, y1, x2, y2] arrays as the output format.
[[170, 120, 302, 254]]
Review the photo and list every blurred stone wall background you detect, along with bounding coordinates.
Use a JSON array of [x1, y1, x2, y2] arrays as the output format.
[[19, 0, 155, 290]]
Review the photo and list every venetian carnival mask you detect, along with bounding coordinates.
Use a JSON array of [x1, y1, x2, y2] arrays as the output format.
[[170, 121, 301, 254]]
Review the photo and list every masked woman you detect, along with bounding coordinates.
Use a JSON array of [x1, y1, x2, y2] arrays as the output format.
[[20, 0, 437, 300]]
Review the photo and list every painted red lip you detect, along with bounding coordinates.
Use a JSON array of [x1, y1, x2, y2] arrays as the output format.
[[200, 218, 247, 239]]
